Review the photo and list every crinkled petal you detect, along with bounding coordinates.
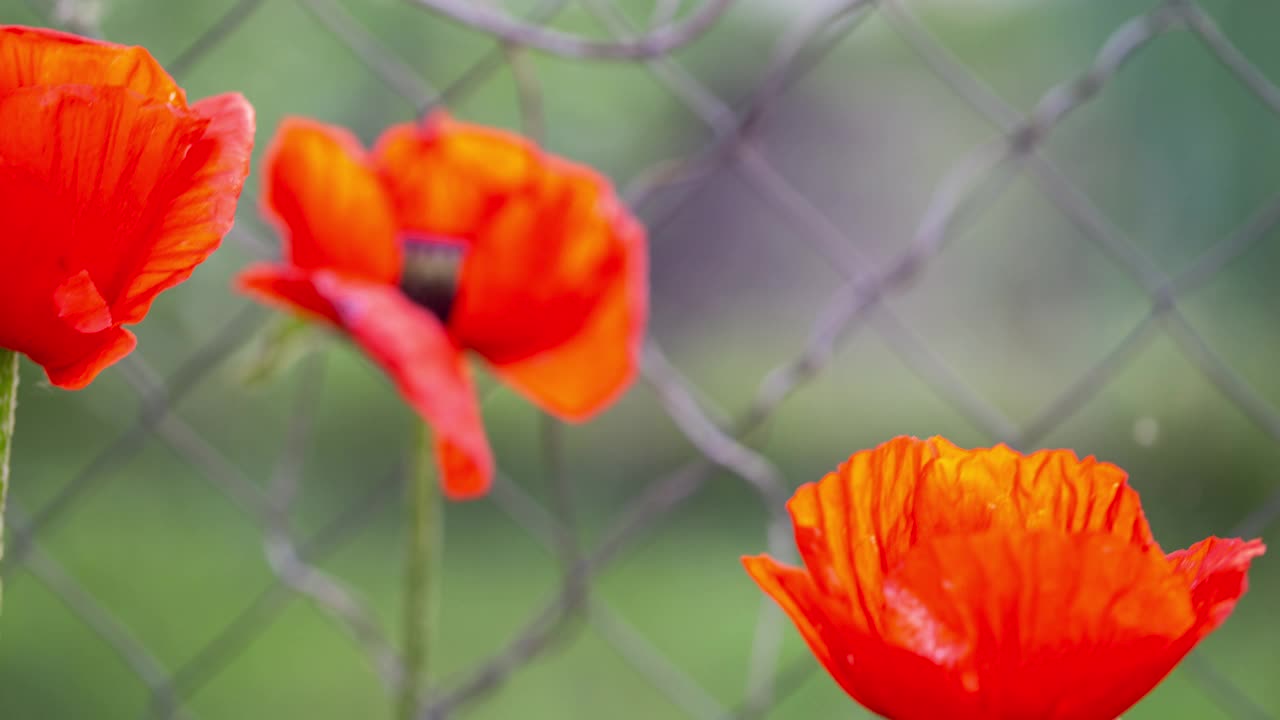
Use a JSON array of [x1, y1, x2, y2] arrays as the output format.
[[742, 556, 839, 684], [0, 25, 186, 105], [743, 553, 968, 720], [262, 118, 401, 284], [785, 436, 961, 633], [882, 531, 1195, 719], [113, 92, 254, 324], [0, 85, 209, 387], [913, 444, 1156, 547], [1168, 536, 1265, 639]]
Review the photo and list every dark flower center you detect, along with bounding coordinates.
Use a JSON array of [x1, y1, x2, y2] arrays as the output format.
[[399, 233, 467, 321]]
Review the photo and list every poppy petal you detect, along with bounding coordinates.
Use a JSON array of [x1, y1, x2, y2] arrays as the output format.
[[236, 266, 493, 498], [448, 164, 634, 365], [785, 436, 959, 633], [54, 269, 113, 334], [0, 84, 208, 387], [913, 444, 1156, 546], [374, 113, 542, 239], [489, 208, 646, 420], [742, 555, 838, 680], [112, 92, 255, 325], [882, 531, 1195, 719], [374, 114, 647, 395], [42, 327, 138, 390], [744, 552, 964, 720], [237, 264, 344, 325], [0, 25, 185, 105], [1167, 536, 1265, 638], [262, 118, 401, 284]]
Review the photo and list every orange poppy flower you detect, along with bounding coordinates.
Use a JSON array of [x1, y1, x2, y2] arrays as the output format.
[[0, 26, 254, 388], [237, 114, 647, 499], [744, 436, 1265, 720]]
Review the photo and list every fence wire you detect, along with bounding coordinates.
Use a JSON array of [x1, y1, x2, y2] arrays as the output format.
[[2, 0, 1279, 718]]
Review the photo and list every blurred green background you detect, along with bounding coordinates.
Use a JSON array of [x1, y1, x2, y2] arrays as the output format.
[[1, 0, 1278, 718]]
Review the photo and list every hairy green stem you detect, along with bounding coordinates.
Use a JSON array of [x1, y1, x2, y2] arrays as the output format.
[[398, 424, 440, 720], [0, 350, 20, 614]]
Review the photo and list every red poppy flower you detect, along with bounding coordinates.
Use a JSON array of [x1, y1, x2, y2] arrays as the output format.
[[744, 436, 1265, 720], [0, 26, 254, 388], [237, 114, 647, 500]]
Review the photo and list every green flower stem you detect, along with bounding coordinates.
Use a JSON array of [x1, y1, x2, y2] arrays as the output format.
[[0, 349, 19, 613], [398, 423, 441, 720]]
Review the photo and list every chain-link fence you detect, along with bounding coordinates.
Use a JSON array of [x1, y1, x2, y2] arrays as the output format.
[[2, 0, 1279, 718]]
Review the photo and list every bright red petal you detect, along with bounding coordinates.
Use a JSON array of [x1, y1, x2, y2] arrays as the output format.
[[743, 552, 968, 720], [1168, 536, 1265, 639], [0, 85, 211, 387], [262, 118, 401, 284], [41, 327, 138, 390], [112, 93, 255, 324], [0, 25, 186, 105], [54, 269, 113, 334], [882, 531, 1195, 719], [236, 267, 493, 499]]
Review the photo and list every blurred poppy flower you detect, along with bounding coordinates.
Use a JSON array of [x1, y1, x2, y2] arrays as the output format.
[[0, 26, 254, 388], [744, 436, 1265, 720], [238, 114, 646, 499]]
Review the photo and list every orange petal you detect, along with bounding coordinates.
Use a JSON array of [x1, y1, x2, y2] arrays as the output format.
[[0, 84, 209, 386], [489, 204, 646, 420], [447, 162, 634, 365], [742, 555, 838, 681], [113, 93, 255, 325], [882, 531, 1195, 719], [237, 267, 493, 499], [1167, 536, 1265, 639], [0, 25, 185, 105], [373, 113, 646, 391], [785, 436, 959, 633], [262, 118, 401, 284], [912, 444, 1156, 547], [374, 112, 542, 239]]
